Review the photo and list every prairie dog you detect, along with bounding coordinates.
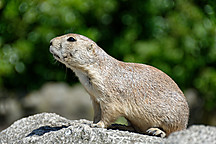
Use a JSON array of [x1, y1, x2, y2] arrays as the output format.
[[49, 33, 189, 137]]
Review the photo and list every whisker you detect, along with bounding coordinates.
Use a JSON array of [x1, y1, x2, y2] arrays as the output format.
[[52, 58, 58, 64]]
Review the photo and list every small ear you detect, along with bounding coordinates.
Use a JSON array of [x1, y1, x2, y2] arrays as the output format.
[[87, 44, 93, 51]]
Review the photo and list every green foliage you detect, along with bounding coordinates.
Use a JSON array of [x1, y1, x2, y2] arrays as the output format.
[[0, 0, 216, 113]]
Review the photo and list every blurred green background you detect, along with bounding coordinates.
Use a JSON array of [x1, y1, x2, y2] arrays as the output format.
[[0, 0, 216, 130]]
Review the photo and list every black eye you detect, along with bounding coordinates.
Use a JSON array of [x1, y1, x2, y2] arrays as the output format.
[[67, 37, 76, 42]]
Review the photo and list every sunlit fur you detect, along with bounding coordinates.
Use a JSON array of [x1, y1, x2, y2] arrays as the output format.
[[50, 33, 189, 137]]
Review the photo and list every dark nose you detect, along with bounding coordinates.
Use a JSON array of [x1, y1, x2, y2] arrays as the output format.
[[50, 41, 53, 46]]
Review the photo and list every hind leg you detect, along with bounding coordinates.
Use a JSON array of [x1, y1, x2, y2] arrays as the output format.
[[125, 117, 166, 137]]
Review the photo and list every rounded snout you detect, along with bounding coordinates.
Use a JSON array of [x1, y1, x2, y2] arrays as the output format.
[[49, 37, 60, 54], [49, 38, 60, 58]]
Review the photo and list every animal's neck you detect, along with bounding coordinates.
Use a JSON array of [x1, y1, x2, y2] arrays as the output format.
[[71, 47, 117, 97], [72, 64, 104, 96], [74, 69, 92, 91]]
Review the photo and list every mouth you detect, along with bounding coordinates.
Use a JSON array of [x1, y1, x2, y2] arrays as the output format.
[[53, 53, 60, 59], [50, 46, 61, 60]]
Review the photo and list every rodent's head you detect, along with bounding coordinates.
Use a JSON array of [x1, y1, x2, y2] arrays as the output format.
[[50, 33, 98, 68]]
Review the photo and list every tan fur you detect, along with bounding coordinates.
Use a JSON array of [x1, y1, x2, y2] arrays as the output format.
[[49, 33, 189, 137]]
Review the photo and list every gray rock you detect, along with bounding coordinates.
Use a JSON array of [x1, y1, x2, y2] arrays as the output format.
[[166, 125, 216, 144], [0, 113, 216, 144], [0, 113, 163, 144], [0, 83, 93, 132]]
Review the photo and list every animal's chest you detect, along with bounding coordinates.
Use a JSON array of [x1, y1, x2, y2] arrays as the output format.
[[74, 70, 93, 92], [73, 70, 103, 102]]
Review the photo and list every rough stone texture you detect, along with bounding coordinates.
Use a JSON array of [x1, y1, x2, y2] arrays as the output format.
[[0, 83, 92, 132], [0, 113, 215, 144], [166, 125, 216, 144], [0, 113, 163, 144]]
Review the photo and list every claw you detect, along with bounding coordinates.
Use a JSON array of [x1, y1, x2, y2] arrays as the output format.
[[146, 128, 166, 138]]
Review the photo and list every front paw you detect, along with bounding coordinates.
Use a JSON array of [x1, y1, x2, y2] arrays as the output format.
[[90, 121, 105, 128]]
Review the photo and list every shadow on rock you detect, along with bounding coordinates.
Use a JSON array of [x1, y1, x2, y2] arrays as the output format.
[[26, 125, 69, 137]]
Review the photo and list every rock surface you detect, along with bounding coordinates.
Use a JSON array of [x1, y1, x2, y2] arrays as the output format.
[[0, 113, 215, 144], [0, 83, 92, 132]]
